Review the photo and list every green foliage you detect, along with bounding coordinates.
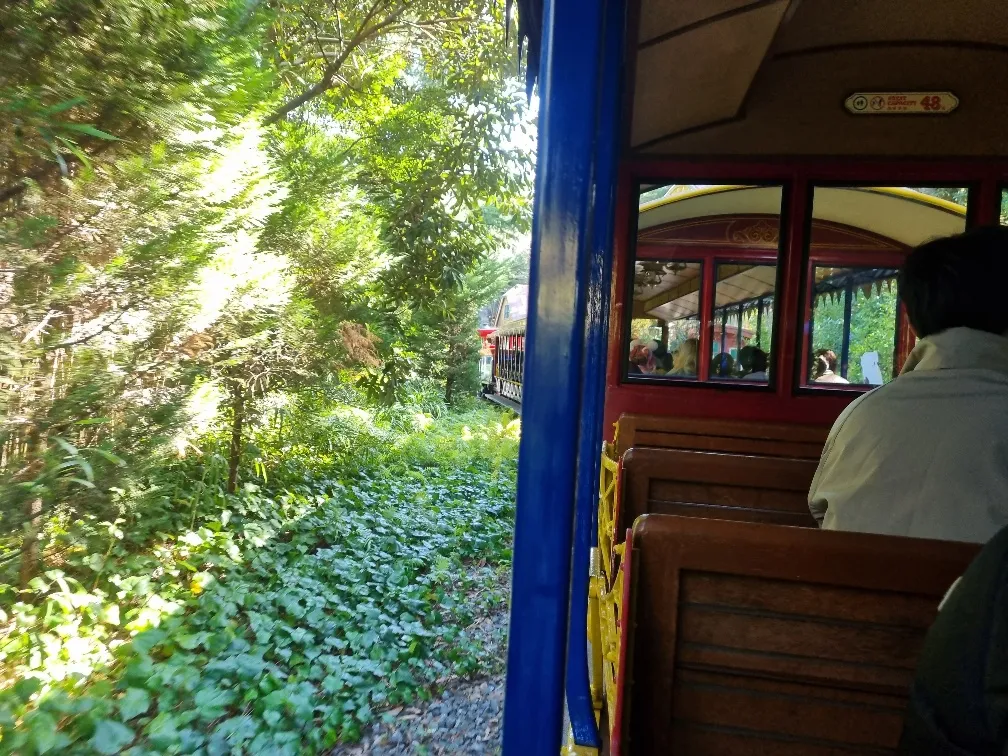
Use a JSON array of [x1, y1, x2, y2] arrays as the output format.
[[812, 285, 898, 383], [1, 3, 530, 748], [1, 395, 517, 753]]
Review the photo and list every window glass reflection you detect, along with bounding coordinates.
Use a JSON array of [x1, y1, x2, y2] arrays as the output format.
[[628, 260, 701, 378], [803, 185, 967, 389], [711, 263, 776, 382]]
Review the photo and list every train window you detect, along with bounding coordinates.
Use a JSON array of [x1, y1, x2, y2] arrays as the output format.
[[801, 186, 968, 389], [628, 260, 702, 378], [1001, 188, 1008, 224], [711, 262, 776, 383], [628, 183, 784, 383]]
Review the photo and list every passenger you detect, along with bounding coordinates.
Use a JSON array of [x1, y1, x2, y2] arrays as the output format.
[[812, 349, 848, 383], [669, 337, 698, 376], [628, 339, 655, 374], [651, 342, 671, 375], [899, 523, 1008, 755], [809, 226, 1008, 543], [712, 352, 735, 378], [657, 352, 672, 374], [737, 345, 757, 376], [742, 348, 768, 381]]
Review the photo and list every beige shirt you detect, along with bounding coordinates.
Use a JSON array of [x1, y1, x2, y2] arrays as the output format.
[[814, 370, 848, 384], [809, 327, 1008, 543]]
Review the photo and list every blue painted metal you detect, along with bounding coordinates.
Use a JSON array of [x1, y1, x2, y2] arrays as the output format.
[[565, 0, 625, 747], [501, 0, 615, 750]]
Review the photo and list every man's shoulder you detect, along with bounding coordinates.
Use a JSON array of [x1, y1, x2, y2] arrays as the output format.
[[823, 382, 898, 442]]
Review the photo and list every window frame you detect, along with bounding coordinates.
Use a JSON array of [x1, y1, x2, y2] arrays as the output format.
[[622, 180, 788, 389], [795, 182, 973, 394], [708, 256, 779, 384]]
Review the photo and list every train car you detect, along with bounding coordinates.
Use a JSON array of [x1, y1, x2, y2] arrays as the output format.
[[502, 1, 1008, 754], [478, 326, 497, 393]]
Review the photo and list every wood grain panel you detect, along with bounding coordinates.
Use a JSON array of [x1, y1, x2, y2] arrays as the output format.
[[678, 605, 923, 668], [615, 414, 829, 458], [673, 672, 905, 746], [649, 501, 814, 527], [669, 726, 894, 756], [681, 573, 940, 627], [622, 515, 978, 755], [621, 446, 819, 531], [634, 430, 822, 458]]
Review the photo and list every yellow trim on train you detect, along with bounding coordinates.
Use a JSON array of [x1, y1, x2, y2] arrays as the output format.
[[640, 184, 967, 216]]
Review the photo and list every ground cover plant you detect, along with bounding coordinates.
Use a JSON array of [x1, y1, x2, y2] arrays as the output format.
[[1, 393, 518, 754]]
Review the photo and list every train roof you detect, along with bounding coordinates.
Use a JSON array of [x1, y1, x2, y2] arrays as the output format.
[[638, 185, 966, 247]]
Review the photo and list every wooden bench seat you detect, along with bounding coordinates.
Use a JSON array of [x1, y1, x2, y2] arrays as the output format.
[[615, 414, 829, 460], [617, 515, 979, 755], [609, 414, 829, 534], [620, 446, 819, 531]]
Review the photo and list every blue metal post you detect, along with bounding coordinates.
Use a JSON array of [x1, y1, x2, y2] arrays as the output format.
[[502, 0, 612, 751], [565, 0, 625, 746]]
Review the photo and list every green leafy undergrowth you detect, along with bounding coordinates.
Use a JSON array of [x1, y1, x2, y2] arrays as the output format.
[[0, 450, 516, 754]]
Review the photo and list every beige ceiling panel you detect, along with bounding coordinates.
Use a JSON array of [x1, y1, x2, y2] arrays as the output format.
[[631, 1, 790, 148], [638, 187, 783, 230], [773, 0, 1008, 53], [636, 47, 1008, 156], [638, 0, 765, 46]]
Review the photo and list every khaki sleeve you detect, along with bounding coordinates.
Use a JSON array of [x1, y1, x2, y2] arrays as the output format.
[[807, 449, 830, 526]]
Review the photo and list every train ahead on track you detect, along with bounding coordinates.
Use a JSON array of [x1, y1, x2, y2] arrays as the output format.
[[500, 1, 1008, 754]]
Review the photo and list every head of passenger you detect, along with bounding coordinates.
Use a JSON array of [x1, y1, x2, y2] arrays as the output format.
[[899, 225, 1008, 339], [738, 345, 757, 375], [628, 339, 657, 374], [671, 338, 698, 375], [712, 352, 735, 378], [750, 348, 768, 374], [814, 349, 839, 379]]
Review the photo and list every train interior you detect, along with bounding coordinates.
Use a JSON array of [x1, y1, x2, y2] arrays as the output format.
[[581, 1, 1008, 754]]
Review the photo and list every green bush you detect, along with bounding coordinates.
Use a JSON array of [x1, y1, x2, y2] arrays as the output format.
[[0, 391, 517, 754]]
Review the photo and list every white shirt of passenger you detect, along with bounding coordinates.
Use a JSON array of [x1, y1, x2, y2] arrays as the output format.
[[809, 327, 1008, 543], [814, 370, 848, 384]]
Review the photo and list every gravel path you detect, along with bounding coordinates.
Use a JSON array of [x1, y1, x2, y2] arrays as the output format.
[[332, 569, 509, 755]]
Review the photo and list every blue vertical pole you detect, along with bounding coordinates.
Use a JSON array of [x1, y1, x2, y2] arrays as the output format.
[[565, 0, 625, 747], [502, 0, 610, 751]]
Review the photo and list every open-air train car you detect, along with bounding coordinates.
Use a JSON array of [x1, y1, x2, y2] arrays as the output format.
[[501, 1, 1008, 755]]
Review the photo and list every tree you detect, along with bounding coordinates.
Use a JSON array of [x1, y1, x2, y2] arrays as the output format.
[[264, 0, 504, 125], [0, 0, 264, 210], [812, 284, 898, 383], [414, 251, 525, 404], [0, 0, 534, 582]]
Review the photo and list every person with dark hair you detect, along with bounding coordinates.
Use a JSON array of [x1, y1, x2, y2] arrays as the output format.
[[712, 351, 735, 378], [809, 226, 1008, 543], [741, 347, 769, 381], [812, 349, 848, 384]]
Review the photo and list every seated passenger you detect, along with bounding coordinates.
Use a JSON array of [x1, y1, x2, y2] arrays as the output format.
[[628, 339, 655, 374], [741, 347, 769, 381], [809, 226, 1008, 543], [651, 341, 671, 375], [812, 349, 848, 383], [712, 352, 735, 378], [669, 337, 698, 376], [899, 523, 1008, 755]]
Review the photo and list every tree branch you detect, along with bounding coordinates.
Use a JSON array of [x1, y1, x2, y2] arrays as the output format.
[[263, 0, 410, 125], [44, 307, 131, 352]]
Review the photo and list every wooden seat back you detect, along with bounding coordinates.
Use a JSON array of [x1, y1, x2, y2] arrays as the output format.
[[612, 414, 828, 532], [621, 515, 979, 755], [614, 414, 829, 460], [621, 446, 819, 530]]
